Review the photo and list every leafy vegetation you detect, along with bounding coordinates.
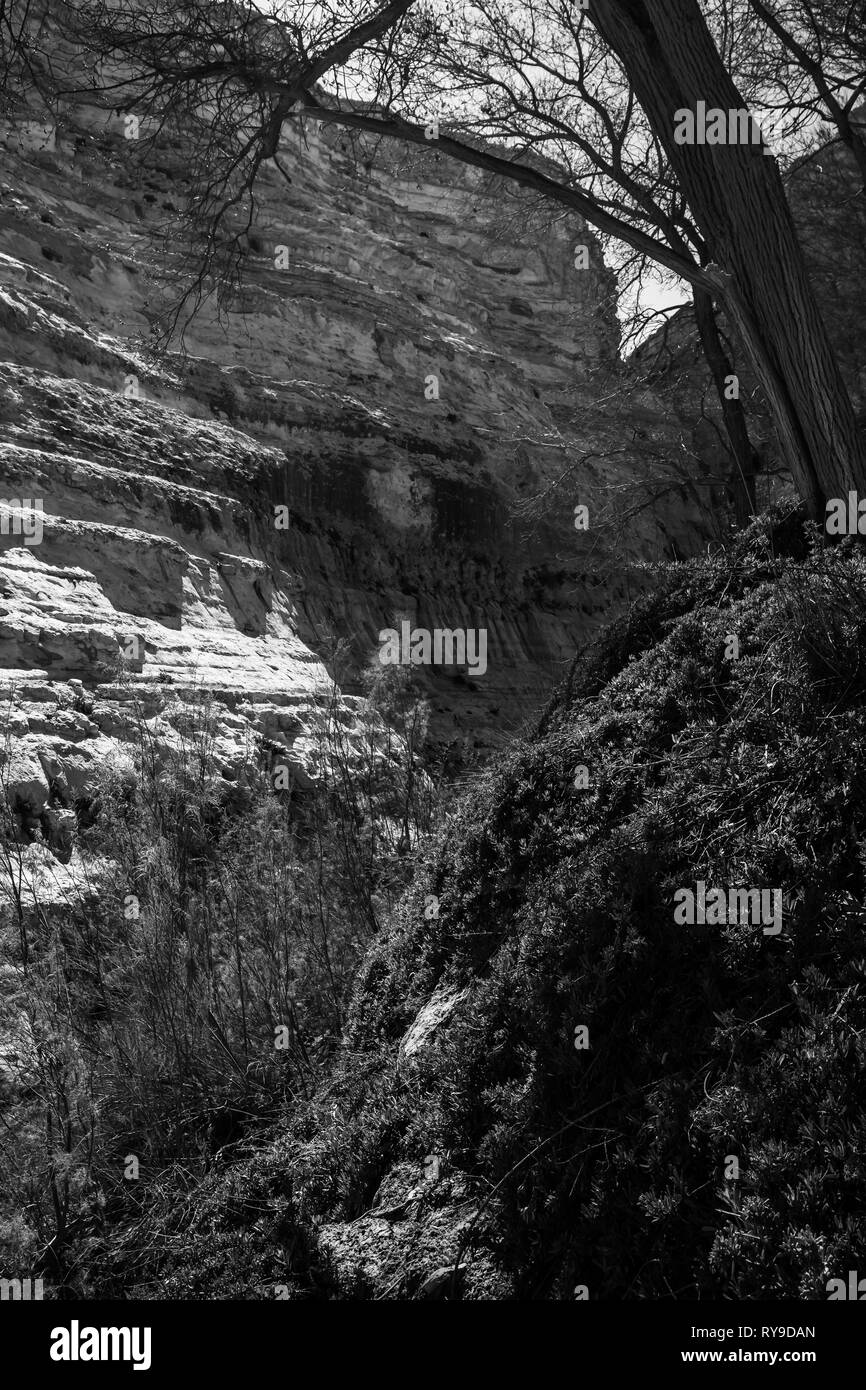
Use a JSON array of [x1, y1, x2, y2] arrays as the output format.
[[0, 663, 433, 1295], [5, 505, 866, 1299]]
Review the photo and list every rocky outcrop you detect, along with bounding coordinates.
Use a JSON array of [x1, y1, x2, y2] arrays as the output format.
[[0, 22, 714, 878]]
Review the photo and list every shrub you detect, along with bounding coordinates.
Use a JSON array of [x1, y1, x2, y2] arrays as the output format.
[[136, 502, 866, 1301]]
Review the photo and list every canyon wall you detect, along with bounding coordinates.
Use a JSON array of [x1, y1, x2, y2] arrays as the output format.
[[0, 35, 714, 883]]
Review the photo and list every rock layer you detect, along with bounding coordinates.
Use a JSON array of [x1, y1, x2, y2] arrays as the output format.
[[0, 34, 714, 872]]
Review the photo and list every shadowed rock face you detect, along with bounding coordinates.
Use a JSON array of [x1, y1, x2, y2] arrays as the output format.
[[0, 30, 714, 864], [626, 134, 866, 516]]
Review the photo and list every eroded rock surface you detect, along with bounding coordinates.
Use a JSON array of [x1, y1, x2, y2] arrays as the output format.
[[0, 32, 713, 876]]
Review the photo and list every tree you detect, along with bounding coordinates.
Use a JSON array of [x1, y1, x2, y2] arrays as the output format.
[[0, 0, 55, 113], [374, 0, 764, 521], [56, 0, 421, 332], [49, 0, 866, 519], [584, 0, 863, 518], [743, 0, 866, 185], [319, 0, 864, 518]]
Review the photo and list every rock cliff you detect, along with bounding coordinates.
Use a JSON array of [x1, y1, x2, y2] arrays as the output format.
[[0, 31, 713, 877]]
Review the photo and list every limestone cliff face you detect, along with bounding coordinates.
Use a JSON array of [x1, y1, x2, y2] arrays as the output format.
[[0, 46, 713, 874]]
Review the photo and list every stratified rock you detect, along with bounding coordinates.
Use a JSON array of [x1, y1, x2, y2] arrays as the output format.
[[0, 8, 714, 862]]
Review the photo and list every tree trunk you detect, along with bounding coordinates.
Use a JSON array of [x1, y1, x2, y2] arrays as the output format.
[[839, 115, 866, 190], [692, 287, 758, 526], [590, 0, 865, 519]]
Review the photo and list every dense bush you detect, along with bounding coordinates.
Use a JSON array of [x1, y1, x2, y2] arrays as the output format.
[[105, 503, 866, 1300], [8, 504, 866, 1300]]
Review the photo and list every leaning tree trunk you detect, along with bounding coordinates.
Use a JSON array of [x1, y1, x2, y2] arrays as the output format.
[[590, 0, 865, 520], [692, 287, 759, 527]]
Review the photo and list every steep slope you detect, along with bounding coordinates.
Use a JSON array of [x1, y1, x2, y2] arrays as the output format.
[[100, 506, 866, 1299]]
